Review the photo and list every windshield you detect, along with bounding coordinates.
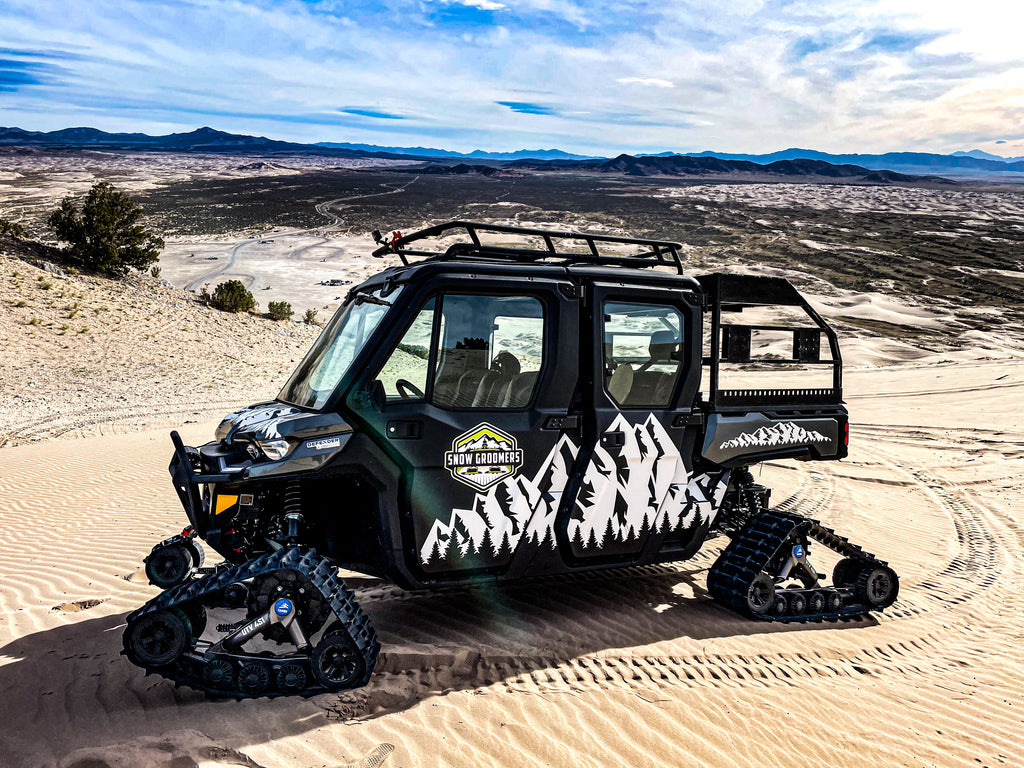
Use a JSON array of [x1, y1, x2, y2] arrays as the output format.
[[278, 286, 401, 409]]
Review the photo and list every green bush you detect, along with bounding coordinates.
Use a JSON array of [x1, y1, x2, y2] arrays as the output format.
[[398, 343, 430, 360], [150, 265, 161, 278], [208, 280, 256, 313], [0, 218, 26, 237], [47, 182, 163, 277], [267, 300, 293, 321], [303, 308, 320, 326]]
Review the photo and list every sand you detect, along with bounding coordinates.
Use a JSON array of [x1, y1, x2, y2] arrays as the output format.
[[3, 178, 1024, 766], [2, 350, 1023, 766]]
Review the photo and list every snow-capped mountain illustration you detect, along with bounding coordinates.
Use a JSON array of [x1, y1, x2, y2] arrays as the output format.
[[420, 433, 578, 566], [460, 433, 512, 452], [719, 421, 830, 450], [420, 415, 731, 569], [569, 414, 729, 548]]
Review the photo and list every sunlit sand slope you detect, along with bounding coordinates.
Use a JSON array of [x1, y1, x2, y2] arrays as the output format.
[[1, 362, 1023, 767]]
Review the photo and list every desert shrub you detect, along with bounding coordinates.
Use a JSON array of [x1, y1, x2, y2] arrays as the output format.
[[209, 280, 256, 313], [303, 308, 320, 326], [398, 343, 430, 360], [47, 181, 163, 277], [0, 218, 26, 237], [150, 265, 161, 278], [267, 300, 293, 321]]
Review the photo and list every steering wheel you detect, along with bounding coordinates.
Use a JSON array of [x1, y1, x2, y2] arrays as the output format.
[[395, 379, 425, 399]]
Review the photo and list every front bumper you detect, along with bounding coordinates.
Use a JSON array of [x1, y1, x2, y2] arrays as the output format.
[[168, 430, 246, 536]]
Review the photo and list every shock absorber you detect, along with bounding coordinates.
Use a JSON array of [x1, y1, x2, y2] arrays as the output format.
[[282, 481, 304, 544]]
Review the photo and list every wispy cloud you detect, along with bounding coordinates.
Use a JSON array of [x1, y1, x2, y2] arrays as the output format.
[[1, 0, 1023, 155], [617, 77, 675, 88]]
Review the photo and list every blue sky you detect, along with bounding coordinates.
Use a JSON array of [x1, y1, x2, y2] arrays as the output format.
[[1, 0, 1023, 156]]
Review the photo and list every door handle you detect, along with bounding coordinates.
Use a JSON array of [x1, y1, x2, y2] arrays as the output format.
[[386, 421, 421, 439], [601, 431, 625, 448]]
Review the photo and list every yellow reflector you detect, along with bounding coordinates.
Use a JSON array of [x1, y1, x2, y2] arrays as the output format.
[[214, 494, 239, 516]]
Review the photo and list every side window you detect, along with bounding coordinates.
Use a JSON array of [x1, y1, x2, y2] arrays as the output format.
[[433, 295, 544, 409], [603, 301, 684, 407], [376, 299, 437, 401]]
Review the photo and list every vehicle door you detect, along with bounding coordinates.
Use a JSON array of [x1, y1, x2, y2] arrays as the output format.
[[349, 276, 580, 582], [561, 282, 714, 564]]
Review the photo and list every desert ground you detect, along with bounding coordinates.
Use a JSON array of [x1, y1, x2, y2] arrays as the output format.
[[2, 153, 1024, 767]]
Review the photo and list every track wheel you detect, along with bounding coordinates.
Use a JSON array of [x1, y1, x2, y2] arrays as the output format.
[[181, 603, 207, 639], [746, 572, 776, 616], [145, 543, 195, 589], [277, 662, 308, 693], [825, 590, 843, 612], [856, 565, 899, 608], [771, 594, 788, 617], [807, 590, 826, 614], [238, 662, 270, 695], [204, 659, 235, 689], [311, 631, 365, 690], [832, 558, 861, 589], [124, 610, 191, 667], [787, 592, 807, 616]]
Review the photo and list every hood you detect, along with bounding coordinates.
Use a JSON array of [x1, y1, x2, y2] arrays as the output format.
[[215, 401, 353, 445]]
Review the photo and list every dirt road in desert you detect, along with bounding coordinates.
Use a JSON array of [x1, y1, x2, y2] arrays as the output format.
[[1, 359, 1022, 768]]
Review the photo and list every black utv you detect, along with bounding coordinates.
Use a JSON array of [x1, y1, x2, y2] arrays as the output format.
[[124, 221, 899, 699]]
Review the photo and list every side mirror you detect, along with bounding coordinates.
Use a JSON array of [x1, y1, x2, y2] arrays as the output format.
[[367, 380, 386, 411]]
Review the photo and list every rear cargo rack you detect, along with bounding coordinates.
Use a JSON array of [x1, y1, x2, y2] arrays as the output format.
[[371, 220, 685, 273], [699, 274, 843, 408]]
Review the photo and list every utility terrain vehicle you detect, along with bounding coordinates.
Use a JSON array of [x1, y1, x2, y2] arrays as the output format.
[[124, 221, 899, 698]]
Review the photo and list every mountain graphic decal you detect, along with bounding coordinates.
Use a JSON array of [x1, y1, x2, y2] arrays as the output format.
[[719, 421, 830, 450]]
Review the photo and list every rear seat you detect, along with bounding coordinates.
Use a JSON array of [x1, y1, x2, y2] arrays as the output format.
[[623, 330, 679, 406]]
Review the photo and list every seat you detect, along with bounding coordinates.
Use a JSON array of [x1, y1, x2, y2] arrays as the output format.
[[607, 363, 634, 404], [624, 330, 680, 406]]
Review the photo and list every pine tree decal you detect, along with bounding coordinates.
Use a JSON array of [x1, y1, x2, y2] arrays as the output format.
[[602, 517, 617, 546], [540, 526, 556, 551], [444, 532, 462, 567], [570, 525, 584, 552], [496, 529, 513, 561], [585, 527, 599, 551], [425, 538, 443, 570], [479, 526, 495, 560]]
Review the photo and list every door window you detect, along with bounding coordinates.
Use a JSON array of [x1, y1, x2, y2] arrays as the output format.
[[433, 295, 544, 409], [376, 299, 437, 401], [374, 294, 545, 408], [603, 301, 683, 407]]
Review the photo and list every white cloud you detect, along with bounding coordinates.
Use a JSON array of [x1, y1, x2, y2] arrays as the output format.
[[617, 77, 675, 88], [1, 0, 1023, 154], [451, 0, 507, 10]]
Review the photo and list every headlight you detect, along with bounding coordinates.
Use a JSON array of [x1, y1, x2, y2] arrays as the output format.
[[257, 438, 292, 461]]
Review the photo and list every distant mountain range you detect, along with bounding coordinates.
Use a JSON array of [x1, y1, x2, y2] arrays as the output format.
[[646, 148, 1024, 175], [509, 153, 951, 182], [316, 141, 600, 162], [2, 125, 1023, 178], [0, 126, 406, 159]]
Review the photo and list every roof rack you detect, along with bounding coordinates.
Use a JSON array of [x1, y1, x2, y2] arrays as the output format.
[[370, 220, 685, 274]]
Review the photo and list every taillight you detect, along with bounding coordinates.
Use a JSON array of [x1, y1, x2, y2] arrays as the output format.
[[844, 422, 849, 446]]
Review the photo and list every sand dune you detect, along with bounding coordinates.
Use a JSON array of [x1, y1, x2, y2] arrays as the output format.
[[2, 359, 1023, 767]]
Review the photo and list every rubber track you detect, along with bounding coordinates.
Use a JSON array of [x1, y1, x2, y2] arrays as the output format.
[[707, 509, 892, 623], [124, 547, 379, 698]]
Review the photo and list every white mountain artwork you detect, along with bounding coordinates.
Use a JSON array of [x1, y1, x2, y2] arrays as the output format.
[[420, 432, 579, 564], [420, 414, 731, 566], [719, 421, 829, 450], [570, 413, 729, 544]]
